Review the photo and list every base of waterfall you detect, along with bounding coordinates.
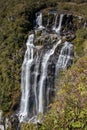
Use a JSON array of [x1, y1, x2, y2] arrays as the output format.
[[18, 113, 43, 124], [38, 26, 45, 30]]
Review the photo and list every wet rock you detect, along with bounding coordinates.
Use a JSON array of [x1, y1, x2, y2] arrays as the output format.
[[66, 33, 76, 41], [50, 34, 58, 42], [10, 115, 20, 130], [84, 20, 87, 28]]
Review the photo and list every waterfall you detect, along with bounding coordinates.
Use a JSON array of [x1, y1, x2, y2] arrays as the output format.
[[52, 14, 58, 31], [19, 37, 62, 122], [19, 34, 35, 122], [52, 14, 64, 34], [18, 11, 74, 123], [56, 41, 73, 71], [36, 12, 45, 30], [33, 53, 40, 114], [56, 14, 64, 34], [38, 39, 61, 113]]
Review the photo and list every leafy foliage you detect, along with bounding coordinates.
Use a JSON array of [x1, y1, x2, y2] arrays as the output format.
[[74, 28, 87, 57]]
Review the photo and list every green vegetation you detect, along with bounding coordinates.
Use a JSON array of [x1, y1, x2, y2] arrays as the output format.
[[74, 28, 87, 57], [56, 2, 87, 18]]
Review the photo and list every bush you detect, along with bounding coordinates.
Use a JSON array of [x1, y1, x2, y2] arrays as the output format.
[[74, 28, 87, 57]]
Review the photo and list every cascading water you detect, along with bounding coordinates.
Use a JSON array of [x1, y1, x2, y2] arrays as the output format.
[[56, 41, 73, 71], [56, 14, 64, 34], [38, 39, 61, 113], [52, 14, 64, 34], [52, 13, 58, 31], [19, 36, 62, 122], [36, 12, 45, 30], [19, 34, 35, 122], [33, 53, 40, 114]]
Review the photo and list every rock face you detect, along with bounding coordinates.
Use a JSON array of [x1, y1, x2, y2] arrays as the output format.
[[9, 115, 19, 130], [0, 110, 12, 130]]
